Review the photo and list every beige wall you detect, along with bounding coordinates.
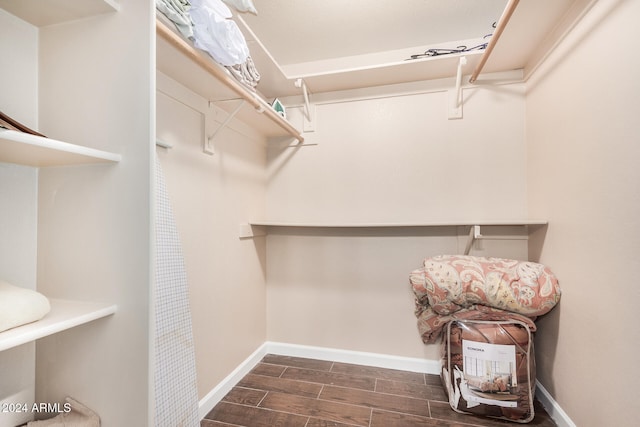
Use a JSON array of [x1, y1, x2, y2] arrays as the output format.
[[156, 77, 268, 399], [265, 80, 530, 360], [268, 83, 528, 223], [526, 1, 640, 425]]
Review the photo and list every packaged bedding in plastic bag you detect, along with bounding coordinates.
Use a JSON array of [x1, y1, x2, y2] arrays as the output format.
[[441, 319, 536, 423]]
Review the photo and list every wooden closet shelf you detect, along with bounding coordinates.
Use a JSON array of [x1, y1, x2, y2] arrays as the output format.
[[156, 17, 304, 142], [0, 129, 122, 167], [0, 299, 117, 352]]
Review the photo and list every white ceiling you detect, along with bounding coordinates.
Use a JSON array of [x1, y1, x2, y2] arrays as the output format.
[[243, 0, 507, 66], [240, 0, 588, 81]]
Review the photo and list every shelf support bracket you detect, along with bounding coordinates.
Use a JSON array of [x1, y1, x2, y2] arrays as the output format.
[[463, 224, 529, 255], [464, 224, 482, 255], [448, 56, 467, 120], [295, 78, 315, 132], [238, 223, 266, 239], [204, 99, 245, 154]]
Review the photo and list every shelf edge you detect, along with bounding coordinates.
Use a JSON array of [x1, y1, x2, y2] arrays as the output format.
[[0, 299, 117, 352], [247, 220, 548, 228], [0, 129, 122, 165]]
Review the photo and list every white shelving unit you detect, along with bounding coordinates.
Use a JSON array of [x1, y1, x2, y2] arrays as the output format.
[[1, 1, 146, 424], [0, 7, 129, 425], [0, 128, 121, 351], [0, 129, 122, 167], [0, 300, 117, 352]]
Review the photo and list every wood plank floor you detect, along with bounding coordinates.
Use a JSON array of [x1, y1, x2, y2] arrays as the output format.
[[202, 354, 557, 427]]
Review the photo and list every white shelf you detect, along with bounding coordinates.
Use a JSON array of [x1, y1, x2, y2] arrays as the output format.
[[0, 0, 119, 27], [234, 14, 487, 97], [290, 51, 484, 95], [0, 129, 122, 167], [249, 220, 548, 228], [0, 299, 117, 352], [155, 16, 304, 142], [241, 220, 547, 238]]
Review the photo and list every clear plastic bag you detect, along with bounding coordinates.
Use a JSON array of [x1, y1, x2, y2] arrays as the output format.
[[441, 319, 536, 423]]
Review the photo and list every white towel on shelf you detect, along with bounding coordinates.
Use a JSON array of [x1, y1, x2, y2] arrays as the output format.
[[0, 279, 50, 333]]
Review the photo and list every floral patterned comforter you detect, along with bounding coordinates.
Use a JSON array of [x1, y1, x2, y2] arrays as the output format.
[[410, 255, 560, 343]]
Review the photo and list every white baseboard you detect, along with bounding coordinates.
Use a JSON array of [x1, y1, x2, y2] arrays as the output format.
[[536, 381, 576, 427], [198, 341, 440, 419], [199, 342, 574, 427], [197, 343, 269, 420], [264, 341, 441, 375]]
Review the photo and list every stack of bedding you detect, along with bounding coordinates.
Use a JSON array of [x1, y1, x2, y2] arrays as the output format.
[[410, 255, 560, 344], [409, 255, 560, 423]]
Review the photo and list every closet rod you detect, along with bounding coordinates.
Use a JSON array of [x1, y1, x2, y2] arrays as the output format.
[[155, 19, 304, 142], [469, 0, 520, 83]]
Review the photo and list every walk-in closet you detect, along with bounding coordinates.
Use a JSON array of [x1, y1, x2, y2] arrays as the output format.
[[1, 0, 638, 426]]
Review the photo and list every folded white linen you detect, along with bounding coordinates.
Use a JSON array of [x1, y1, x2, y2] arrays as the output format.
[[190, 0, 250, 66], [0, 279, 51, 333]]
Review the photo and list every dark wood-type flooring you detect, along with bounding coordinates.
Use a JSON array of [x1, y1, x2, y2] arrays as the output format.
[[202, 354, 556, 427]]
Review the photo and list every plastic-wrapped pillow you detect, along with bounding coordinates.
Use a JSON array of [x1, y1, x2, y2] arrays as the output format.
[[190, 0, 250, 66], [222, 0, 258, 14]]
